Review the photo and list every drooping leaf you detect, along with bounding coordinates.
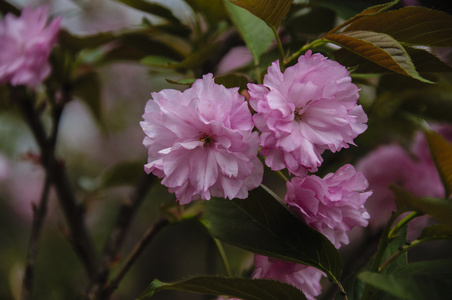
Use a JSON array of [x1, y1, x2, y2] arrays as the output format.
[[227, 0, 293, 28], [141, 42, 220, 70], [391, 185, 452, 226], [58, 30, 116, 53], [137, 276, 308, 300], [425, 129, 452, 197], [334, 46, 452, 74], [72, 71, 104, 128], [184, 0, 228, 25], [323, 30, 433, 83], [225, 1, 274, 61], [358, 259, 452, 300], [99, 160, 144, 189], [344, 6, 452, 47], [205, 185, 342, 282], [214, 73, 249, 91], [113, 0, 180, 23], [100, 32, 185, 65]]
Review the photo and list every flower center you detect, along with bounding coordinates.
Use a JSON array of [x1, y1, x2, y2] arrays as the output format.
[[294, 100, 312, 121], [199, 132, 215, 147], [294, 109, 304, 121]]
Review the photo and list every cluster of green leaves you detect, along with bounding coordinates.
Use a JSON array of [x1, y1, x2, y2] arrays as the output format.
[[111, 1, 452, 299], [3, 0, 452, 299]]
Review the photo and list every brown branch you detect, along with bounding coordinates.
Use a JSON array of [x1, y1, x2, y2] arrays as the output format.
[[21, 175, 51, 300], [13, 86, 99, 279], [85, 174, 155, 299], [104, 218, 169, 296]]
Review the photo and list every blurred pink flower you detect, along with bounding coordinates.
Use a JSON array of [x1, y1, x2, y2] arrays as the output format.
[[248, 51, 367, 176], [357, 125, 450, 231], [253, 255, 324, 300], [0, 6, 61, 87], [285, 164, 371, 248], [216, 46, 253, 75], [140, 74, 263, 204]]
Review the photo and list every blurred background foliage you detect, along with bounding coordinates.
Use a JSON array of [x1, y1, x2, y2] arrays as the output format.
[[1, 0, 452, 299]]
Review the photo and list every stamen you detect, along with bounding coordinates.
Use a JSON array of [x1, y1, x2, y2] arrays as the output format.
[[199, 132, 215, 146]]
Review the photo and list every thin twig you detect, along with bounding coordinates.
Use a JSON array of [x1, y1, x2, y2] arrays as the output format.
[[14, 86, 99, 279], [104, 218, 169, 296], [86, 174, 155, 299], [21, 175, 51, 300]]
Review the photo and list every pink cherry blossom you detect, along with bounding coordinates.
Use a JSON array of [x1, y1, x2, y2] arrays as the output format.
[[0, 6, 61, 87], [285, 164, 371, 248], [140, 74, 263, 204], [253, 255, 324, 300], [248, 51, 367, 176]]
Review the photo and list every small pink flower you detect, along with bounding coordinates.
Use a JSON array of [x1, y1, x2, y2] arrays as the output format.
[[285, 164, 371, 248], [140, 74, 263, 204], [248, 51, 367, 176], [0, 6, 61, 87], [253, 255, 324, 300]]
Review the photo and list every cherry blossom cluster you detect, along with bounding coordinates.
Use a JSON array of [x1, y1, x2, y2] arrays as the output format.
[[141, 51, 372, 299], [0, 6, 61, 88]]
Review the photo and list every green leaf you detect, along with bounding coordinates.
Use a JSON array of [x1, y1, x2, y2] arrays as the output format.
[[58, 30, 116, 53], [358, 259, 452, 300], [113, 0, 180, 23], [225, 1, 274, 61], [227, 0, 293, 28], [99, 160, 144, 189], [72, 71, 104, 128], [391, 185, 452, 226], [165, 78, 196, 86], [338, 225, 408, 300], [184, 0, 228, 25], [137, 276, 307, 300], [214, 74, 249, 91], [420, 224, 452, 240], [323, 30, 433, 83], [344, 6, 452, 47], [100, 32, 185, 65], [205, 185, 342, 282], [141, 42, 220, 70], [425, 129, 452, 197], [334, 46, 452, 74]]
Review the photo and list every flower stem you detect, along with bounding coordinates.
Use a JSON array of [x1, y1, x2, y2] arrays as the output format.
[[271, 26, 285, 72], [337, 282, 349, 300], [285, 39, 328, 66], [213, 238, 233, 277], [276, 170, 289, 182], [361, 210, 404, 300], [387, 211, 421, 240]]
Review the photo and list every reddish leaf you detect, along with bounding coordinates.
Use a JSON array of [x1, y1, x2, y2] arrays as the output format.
[[228, 0, 293, 28], [425, 129, 452, 198], [344, 6, 452, 47], [324, 30, 432, 83]]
